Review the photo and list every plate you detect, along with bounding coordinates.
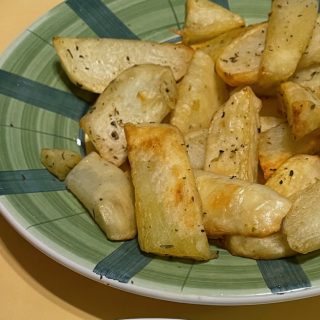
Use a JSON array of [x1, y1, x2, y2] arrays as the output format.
[[1, 0, 320, 306]]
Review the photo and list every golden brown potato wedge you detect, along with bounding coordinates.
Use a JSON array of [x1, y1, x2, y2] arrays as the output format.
[[223, 233, 296, 260], [265, 154, 320, 198], [65, 152, 136, 241], [53, 37, 193, 93], [184, 129, 208, 170], [125, 123, 214, 261], [258, 122, 320, 179], [291, 65, 320, 99], [80, 64, 177, 166], [258, 0, 318, 88], [195, 171, 292, 238], [205, 87, 261, 182], [170, 50, 228, 133], [191, 27, 246, 62], [279, 81, 320, 139], [283, 180, 320, 254], [216, 22, 267, 86], [40, 148, 82, 180], [180, 0, 245, 45], [297, 15, 320, 70]]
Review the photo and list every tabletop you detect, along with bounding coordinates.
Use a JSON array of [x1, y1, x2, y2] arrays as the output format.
[[1, 1, 320, 319]]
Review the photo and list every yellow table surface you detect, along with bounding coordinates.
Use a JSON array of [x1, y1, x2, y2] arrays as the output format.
[[1, 1, 320, 319]]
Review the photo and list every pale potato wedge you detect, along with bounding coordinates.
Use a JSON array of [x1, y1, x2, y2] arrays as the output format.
[[184, 129, 208, 170], [223, 233, 296, 260], [265, 154, 320, 198], [283, 180, 320, 254], [195, 171, 291, 238], [216, 22, 267, 86], [180, 0, 245, 45], [40, 148, 82, 180], [170, 50, 228, 133], [125, 123, 214, 261], [279, 81, 320, 139], [205, 87, 261, 182], [258, 122, 320, 179], [260, 116, 285, 133], [65, 152, 136, 241], [191, 27, 246, 62], [297, 15, 320, 70], [291, 65, 320, 99], [53, 37, 193, 93], [80, 64, 177, 166], [259, 0, 318, 88]]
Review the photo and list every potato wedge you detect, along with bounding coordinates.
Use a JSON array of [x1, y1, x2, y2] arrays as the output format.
[[40, 148, 81, 180], [170, 50, 228, 133], [184, 129, 208, 170], [260, 116, 285, 133], [223, 233, 296, 260], [205, 87, 261, 182], [65, 152, 136, 241], [125, 123, 214, 261], [258, 122, 320, 179], [291, 65, 320, 99], [216, 22, 267, 86], [258, 0, 318, 88], [80, 64, 177, 166], [283, 180, 320, 254], [191, 27, 247, 62], [279, 81, 320, 139], [265, 154, 320, 198], [297, 15, 320, 70], [53, 37, 193, 93], [195, 171, 291, 238], [180, 0, 245, 45]]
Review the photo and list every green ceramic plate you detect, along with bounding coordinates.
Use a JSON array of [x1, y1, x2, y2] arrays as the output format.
[[1, 0, 320, 305]]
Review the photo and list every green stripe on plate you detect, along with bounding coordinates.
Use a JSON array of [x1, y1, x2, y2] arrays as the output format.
[[0, 169, 65, 195], [257, 257, 311, 294], [211, 0, 230, 9], [93, 238, 152, 283], [0, 70, 89, 120], [66, 0, 139, 39]]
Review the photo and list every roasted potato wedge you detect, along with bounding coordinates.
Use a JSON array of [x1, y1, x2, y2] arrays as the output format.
[[191, 27, 247, 62], [205, 87, 261, 182], [265, 154, 320, 198], [170, 50, 227, 133], [279, 81, 320, 139], [184, 129, 208, 170], [291, 64, 320, 99], [258, 0, 318, 88], [40, 148, 82, 180], [65, 152, 136, 241], [223, 233, 296, 260], [297, 15, 320, 70], [125, 123, 214, 261], [283, 180, 320, 254], [195, 171, 291, 238], [180, 0, 245, 45], [80, 64, 177, 166], [216, 22, 267, 86], [53, 37, 193, 93], [258, 122, 320, 179], [260, 116, 285, 133]]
